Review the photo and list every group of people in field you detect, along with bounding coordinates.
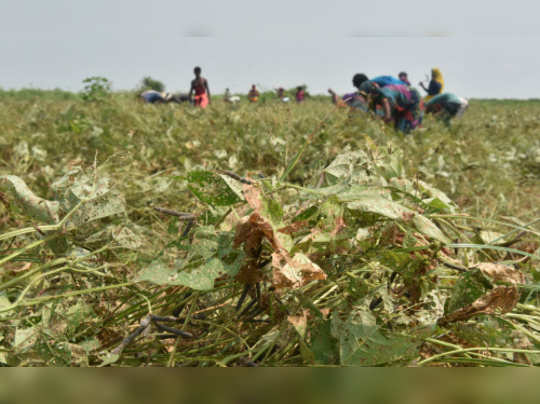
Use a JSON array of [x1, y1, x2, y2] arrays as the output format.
[[140, 66, 211, 106], [329, 68, 468, 132], [240, 84, 306, 104], [139, 66, 468, 133]]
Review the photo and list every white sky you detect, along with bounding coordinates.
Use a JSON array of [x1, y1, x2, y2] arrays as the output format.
[[1, 0, 539, 98]]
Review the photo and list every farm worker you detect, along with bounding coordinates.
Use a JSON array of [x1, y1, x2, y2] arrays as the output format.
[[352, 73, 406, 96], [420, 67, 444, 101], [295, 86, 306, 103], [328, 89, 369, 112], [189, 66, 211, 108], [398, 71, 411, 86], [223, 88, 241, 104], [224, 88, 232, 102], [424, 93, 468, 123], [248, 85, 260, 102], [372, 76, 407, 87], [140, 90, 173, 104], [371, 84, 423, 133], [276, 87, 290, 102]]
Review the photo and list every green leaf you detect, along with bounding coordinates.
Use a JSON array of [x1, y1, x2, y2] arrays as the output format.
[[187, 170, 242, 206], [346, 189, 408, 220], [412, 215, 450, 243], [137, 252, 242, 291], [310, 320, 339, 365], [331, 311, 419, 366], [263, 198, 284, 226], [446, 269, 490, 314], [292, 206, 318, 222]]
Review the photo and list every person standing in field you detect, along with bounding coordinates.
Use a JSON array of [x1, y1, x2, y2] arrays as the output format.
[[420, 68, 444, 101], [224, 88, 232, 103], [276, 87, 290, 102], [189, 66, 211, 108], [424, 93, 468, 124], [295, 86, 306, 103], [248, 85, 260, 102]]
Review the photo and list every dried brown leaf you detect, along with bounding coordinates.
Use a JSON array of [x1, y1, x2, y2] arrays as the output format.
[[278, 220, 309, 235], [236, 184, 327, 291], [330, 216, 346, 237], [288, 310, 308, 338], [475, 262, 525, 285], [440, 286, 520, 325], [242, 183, 263, 213], [272, 252, 326, 290]]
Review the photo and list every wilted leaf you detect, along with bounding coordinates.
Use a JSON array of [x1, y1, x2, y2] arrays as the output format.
[[218, 174, 245, 201], [346, 189, 409, 220], [480, 231, 508, 245], [0, 175, 60, 222], [324, 150, 371, 183], [444, 263, 524, 322], [475, 262, 525, 285], [112, 226, 144, 249], [446, 270, 489, 314], [288, 310, 308, 339], [237, 184, 327, 290], [0, 293, 12, 319], [14, 327, 38, 353], [137, 257, 234, 291], [272, 252, 326, 290], [441, 286, 520, 324], [412, 215, 450, 243], [355, 227, 370, 241]]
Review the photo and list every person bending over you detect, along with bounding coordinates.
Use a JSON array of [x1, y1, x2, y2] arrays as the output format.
[[140, 90, 173, 104], [328, 89, 368, 112], [398, 71, 411, 86], [372, 84, 423, 133], [424, 93, 468, 124]]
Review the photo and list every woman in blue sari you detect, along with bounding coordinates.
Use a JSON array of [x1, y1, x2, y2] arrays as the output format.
[[372, 84, 423, 133]]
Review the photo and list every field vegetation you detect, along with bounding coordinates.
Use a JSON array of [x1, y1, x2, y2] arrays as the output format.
[[0, 90, 539, 366]]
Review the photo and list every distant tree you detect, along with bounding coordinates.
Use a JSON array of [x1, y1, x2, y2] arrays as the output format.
[[81, 76, 112, 102], [138, 76, 166, 93]]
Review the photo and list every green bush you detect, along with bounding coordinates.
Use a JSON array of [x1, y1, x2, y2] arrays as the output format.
[[80, 76, 112, 102], [138, 76, 166, 93]]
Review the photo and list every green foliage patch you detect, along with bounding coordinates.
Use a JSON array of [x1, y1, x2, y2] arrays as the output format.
[[0, 94, 538, 366]]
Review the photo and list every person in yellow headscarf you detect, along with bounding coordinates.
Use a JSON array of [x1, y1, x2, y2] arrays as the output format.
[[420, 68, 444, 101]]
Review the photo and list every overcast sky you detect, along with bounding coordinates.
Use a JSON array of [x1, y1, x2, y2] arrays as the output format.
[[1, 0, 539, 98]]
